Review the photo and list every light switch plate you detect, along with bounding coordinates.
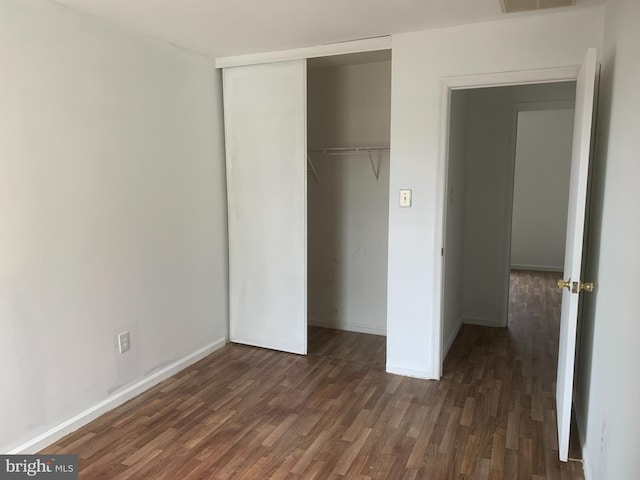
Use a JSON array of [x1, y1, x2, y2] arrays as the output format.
[[118, 331, 131, 354], [400, 189, 412, 207]]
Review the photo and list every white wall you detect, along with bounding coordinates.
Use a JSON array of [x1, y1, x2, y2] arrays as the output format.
[[388, 7, 604, 378], [442, 90, 468, 354], [511, 109, 574, 272], [461, 83, 575, 328], [0, 0, 228, 452], [307, 61, 391, 335], [575, 0, 640, 478]]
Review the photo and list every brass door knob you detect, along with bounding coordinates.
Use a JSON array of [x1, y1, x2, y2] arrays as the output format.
[[557, 279, 571, 290], [580, 282, 594, 293]]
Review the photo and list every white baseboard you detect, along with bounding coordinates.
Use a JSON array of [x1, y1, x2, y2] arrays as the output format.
[[309, 320, 386, 336], [462, 316, 503, 327], [7, 337, 227, 454], [444, 318, 463, 357], [386, 363, 435, 380], [510, 264, 563, 272]]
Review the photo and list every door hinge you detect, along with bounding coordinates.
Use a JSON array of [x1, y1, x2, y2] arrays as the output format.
[[441, 247, 444, 257]]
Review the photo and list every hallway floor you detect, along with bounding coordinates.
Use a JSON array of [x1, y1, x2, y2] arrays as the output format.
[[442, 269, 583, 479]]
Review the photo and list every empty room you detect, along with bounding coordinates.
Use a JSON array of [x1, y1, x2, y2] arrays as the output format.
[[2, 0, 639, 479]]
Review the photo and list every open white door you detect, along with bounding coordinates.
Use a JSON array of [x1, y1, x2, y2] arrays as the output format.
[[223, 60, 307, 355], [556, 48, 598, 461]]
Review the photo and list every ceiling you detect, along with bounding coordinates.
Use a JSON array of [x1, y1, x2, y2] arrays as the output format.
[[50, 0, 605, 58]]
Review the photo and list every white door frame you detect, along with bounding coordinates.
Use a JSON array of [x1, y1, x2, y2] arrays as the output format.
[[434, 66, 581, 378]]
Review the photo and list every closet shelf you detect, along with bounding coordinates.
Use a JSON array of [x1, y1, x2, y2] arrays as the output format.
[[308, 146, 390, 155], [307, 146, 390, 181]]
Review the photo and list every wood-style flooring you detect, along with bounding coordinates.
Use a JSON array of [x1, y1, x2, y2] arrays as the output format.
[[43, 270, 583, 479]]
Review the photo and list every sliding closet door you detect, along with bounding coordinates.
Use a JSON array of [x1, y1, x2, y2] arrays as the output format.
[[223, 60, 307, 355]]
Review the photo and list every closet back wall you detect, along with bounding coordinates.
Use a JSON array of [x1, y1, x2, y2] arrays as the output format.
[[307, 60, 391, 336]]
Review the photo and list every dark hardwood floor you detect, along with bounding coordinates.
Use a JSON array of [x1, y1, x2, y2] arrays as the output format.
[[43, 270, 583, 479]]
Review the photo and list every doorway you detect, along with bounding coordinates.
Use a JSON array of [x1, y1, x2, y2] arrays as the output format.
[[510, 107, 575, 275], [437, 50, 598, 463], [441, 82, 576, 357], [508, 105, 575, 335]]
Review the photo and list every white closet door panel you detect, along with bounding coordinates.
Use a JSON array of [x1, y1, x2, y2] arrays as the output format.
[[223, 60, 307, 355]]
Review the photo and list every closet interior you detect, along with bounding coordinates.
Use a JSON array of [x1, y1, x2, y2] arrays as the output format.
[[306, 51, 392, 339]]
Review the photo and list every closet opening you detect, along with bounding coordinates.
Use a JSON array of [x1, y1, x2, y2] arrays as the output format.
[[306, 50, 391, 361]]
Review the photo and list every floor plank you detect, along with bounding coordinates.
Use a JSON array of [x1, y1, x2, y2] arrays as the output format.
[[42, 270, 584, 479]]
